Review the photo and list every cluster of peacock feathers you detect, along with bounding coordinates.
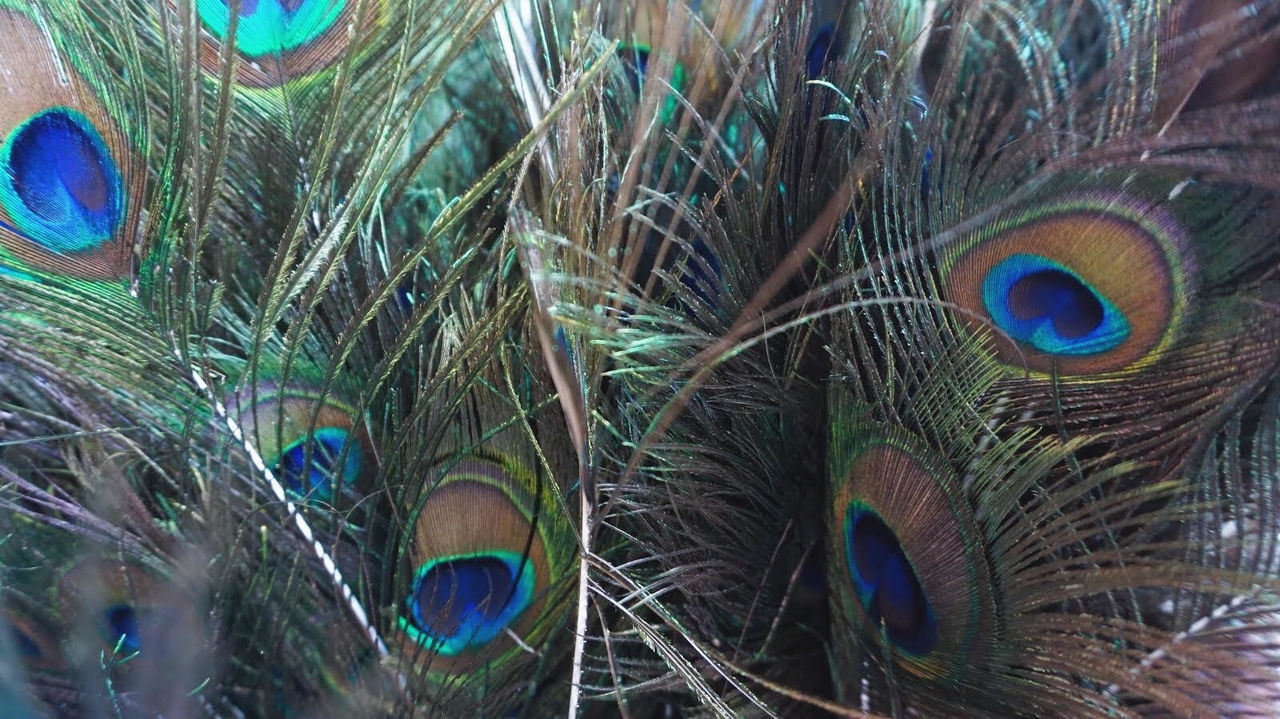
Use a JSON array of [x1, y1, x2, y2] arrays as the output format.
[[0, 0, 1277, 716]]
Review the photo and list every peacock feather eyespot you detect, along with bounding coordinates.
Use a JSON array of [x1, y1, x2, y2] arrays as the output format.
[[396, 453, 573, 674], [195, 0, 345, 59], [58, 561, 205, 668], [2, 612, 63, 671], [827, 422, 995, 680], [0, 107, 125, 256], [276, 426, 363, 499], [100, 604, 143, 655], [399, 550, 537, 656], [7, 621, 42, 659], [232, 382, 369, 501], [940, 193, 1192, 376], [0, 7, 140, 280], [843, 502, 939, 656]]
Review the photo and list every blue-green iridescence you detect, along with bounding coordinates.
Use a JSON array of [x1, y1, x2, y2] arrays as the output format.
[[0, 108, 124, 254], [403, 551, 536, 656], [844, 504, 938, 655], [276, 427, 361, 499], [617, 43, 685, 125], [196, 0, 343, 57], [982, 253, 1130, 356], [0, 265, 36, 281]]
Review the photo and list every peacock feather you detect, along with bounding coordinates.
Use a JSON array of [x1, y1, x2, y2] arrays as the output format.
[[0, 3, 142, 281], [190, 0, 379, 88], [0, 0, 1278, 717]]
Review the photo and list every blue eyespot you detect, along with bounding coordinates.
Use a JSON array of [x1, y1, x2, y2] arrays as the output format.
[[103, 605, 142, 654], [845, 506, 938, 656], [982, 253, 1130, 356], [99, 604, 188, 660], [277, 427, 361, 499], [0, 108, 124, 254], [806, 22, 837, 78], [404, 552, 535, 656]]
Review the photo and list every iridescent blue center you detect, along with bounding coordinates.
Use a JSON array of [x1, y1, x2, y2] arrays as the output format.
[[844, 505, 938, 656], [0, 108, 124, 253], [276, 427, 361, 499], [404, 552, 535, 656], [806, 22, 836, 78], [99, 604, 187, 659], [982, 253, 1129, 356], [103, 605, 142, 654]]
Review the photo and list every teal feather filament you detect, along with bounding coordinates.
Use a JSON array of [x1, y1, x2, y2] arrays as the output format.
[[196, 0, 344, 58], [0, 265, 37, 282], [400, 550, 536, 656], [0, 107, 124, 255]]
